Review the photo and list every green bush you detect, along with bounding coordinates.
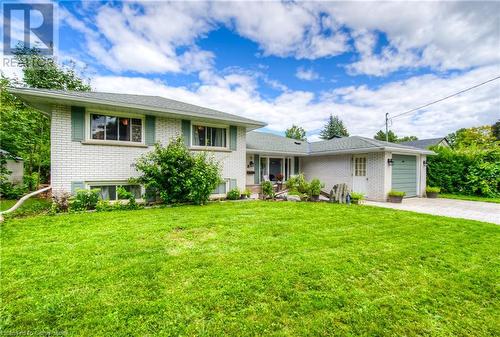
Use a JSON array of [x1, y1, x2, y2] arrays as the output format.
[[135, 138, 222, 205], [426, 186, 441, 193], [261, 181, 275, 199], [388, 190, 406, 197], [226, 188, 240, 200], [70, 189, 100, 211], [427, 147, 499, 197], [95, 199, 114, 212], [309, 178, 325, 196], [350, 192, 365, 200], [23, 172, 39, 191]]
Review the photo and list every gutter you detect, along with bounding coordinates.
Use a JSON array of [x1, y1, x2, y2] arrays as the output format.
[[0, 186, 51, 222], [8, 87, 267, 130]]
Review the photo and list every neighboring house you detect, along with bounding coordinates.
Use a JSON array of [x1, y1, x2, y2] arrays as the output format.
[[10, 87, 433, 201], [0, 149, 24, 185], [399, 137, 450, 149]]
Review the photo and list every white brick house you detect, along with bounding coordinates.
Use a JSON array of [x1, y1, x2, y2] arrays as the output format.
[[11, 87, 433, 201]]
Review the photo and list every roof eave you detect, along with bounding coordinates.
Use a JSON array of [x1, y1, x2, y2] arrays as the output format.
[[9, 87, 267, 130], [246, 148, 309, 156]]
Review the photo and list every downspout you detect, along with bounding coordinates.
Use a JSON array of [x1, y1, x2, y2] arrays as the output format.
[[0, 186, 52, 222]]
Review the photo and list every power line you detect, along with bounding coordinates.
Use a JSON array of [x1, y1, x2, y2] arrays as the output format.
[[389, 75, 500, 120]]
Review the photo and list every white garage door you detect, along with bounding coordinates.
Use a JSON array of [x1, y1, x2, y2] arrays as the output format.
[[391, 155, 417, 197]]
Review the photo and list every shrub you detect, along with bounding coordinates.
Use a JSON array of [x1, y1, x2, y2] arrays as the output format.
[[388, 190, 406, 197], [243, 188, 252, 198], [23, 172, 39, 191], [51, 191, 71, 213], [0, 181, 26, 199], [309, 178, 325, 197], [116, 186, 142, 210], [350, 192, 365, 200], [261, 181, 275, 199], [426, 186, 441, 193], [135, 138, 222, 205], [70, 189, 100, 211], [226, 188, 240, 200], [95, 199, 114, 212], [427, 147, 499, 197]]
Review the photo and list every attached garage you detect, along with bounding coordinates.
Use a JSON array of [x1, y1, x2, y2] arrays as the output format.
[[391, 155, 417, 197]]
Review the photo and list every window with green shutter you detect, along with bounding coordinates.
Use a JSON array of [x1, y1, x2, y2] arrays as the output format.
[[71, 106, 85, 142]]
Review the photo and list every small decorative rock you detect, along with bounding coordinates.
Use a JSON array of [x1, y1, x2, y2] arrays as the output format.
[[286, 195, 301, 202]]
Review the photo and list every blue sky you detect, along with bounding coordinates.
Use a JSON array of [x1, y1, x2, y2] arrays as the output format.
[[2, 1, 499, 140]]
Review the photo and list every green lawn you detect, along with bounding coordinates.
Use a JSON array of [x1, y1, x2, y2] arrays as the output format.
[[440, 193, 500, 204], [0, 198, 52, 217], [1, 202, 499, 336]]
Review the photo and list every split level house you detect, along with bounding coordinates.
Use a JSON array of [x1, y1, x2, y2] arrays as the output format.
[[10, 87, 434, 201]]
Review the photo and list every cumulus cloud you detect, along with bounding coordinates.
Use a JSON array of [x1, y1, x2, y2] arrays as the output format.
[[91, 65, 500, 139], [295, 67, 319, 81]]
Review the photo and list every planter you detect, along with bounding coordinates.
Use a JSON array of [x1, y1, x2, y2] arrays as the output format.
[[426, 192, 438, 198], [388, 195, 404, 203]]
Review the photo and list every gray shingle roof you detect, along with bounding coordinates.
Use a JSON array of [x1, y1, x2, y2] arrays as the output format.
[[246, 131, 309, 154], [247, 134, 433, 155], [9, 87, 266, 128], [399, 138, 447, 149]]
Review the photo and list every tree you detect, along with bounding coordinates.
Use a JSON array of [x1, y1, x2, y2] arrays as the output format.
[[0, 46, 91, 188], [319, 115, 349, 140], [285, 125, 307, 141], [13, 46, 91, 91], [374, 130, 398, 143], [397, 135, 418, 143], [492, 120, 500, 141], [448, 126, 497, 149]]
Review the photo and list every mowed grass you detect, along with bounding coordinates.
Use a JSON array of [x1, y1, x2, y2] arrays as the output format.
[[1, 202, 499, 336], [440, 193, 500, 204]]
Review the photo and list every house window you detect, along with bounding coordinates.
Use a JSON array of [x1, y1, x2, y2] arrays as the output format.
[[91, 114, 142, 142], [212, 181, 227, 194], [192, 124, 227, 147], [354, 157, 367, 176], [89, 184, 141, 200]]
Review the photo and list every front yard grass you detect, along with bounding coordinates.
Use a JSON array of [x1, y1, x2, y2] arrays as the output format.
[[439, 193, 500, 204], [1, 201, 499, 336]]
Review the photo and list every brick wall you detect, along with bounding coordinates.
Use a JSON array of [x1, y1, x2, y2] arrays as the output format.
[[51, 105, 246, 194]]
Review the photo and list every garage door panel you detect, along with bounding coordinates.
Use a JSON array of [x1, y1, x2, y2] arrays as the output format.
[[391, 155, 417, 197]]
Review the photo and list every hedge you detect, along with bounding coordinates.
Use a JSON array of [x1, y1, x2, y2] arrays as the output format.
[[426, 147, 500, 198]]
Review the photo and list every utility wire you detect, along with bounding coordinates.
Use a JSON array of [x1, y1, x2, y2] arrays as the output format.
[[389, 75, 500, 120]]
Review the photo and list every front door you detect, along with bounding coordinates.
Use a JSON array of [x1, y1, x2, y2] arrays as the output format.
[[352, 156, 367, 195]]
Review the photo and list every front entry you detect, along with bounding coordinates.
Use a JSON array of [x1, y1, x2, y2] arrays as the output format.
[[352, 156, 367, 195]]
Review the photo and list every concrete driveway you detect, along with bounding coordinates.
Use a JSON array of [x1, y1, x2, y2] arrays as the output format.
[[365, 198, 500, 224]]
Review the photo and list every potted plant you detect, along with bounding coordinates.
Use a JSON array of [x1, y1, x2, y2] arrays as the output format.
[[350, 192, 365, 204], [309, 178, 325, 201], [388, 190, 405, 203], [426, 186, 440, 198], [241, 188, 252, 199]]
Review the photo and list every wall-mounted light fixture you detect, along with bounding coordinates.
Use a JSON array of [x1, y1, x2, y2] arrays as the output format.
[[423, 160, 427, 167], [387, 158, 394, 166]]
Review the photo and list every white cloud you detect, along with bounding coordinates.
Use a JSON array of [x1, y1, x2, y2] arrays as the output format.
[[91, 65, 500, 140], [60, 1, 500, 76], [295, 67, 319, 81]]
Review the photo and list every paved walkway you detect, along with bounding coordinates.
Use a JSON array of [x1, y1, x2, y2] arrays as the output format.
[[365, 198, 500, 224]]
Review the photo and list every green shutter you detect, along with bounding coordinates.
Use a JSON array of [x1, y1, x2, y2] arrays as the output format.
[[71, 181, 85, 194], [294, 157, 299, 174], [145, 115, 156, 145], [230, 179, 237, 190], [254, 154, 260, 184], [229, 126, 237, 151], [182, 120, 191, 147], [71, 106, 85, 142]]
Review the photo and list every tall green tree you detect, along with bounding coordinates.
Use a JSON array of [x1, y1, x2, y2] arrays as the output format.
[[319, 115, 349, 140], [13, 46, 91, 91], [285, 125, 307, 141], [447, 126, 497, 149], [374, 130, 398, 143], [0, 46, 91, 188], [398, 135, 418, 143], [491, 120, 500, 141]]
